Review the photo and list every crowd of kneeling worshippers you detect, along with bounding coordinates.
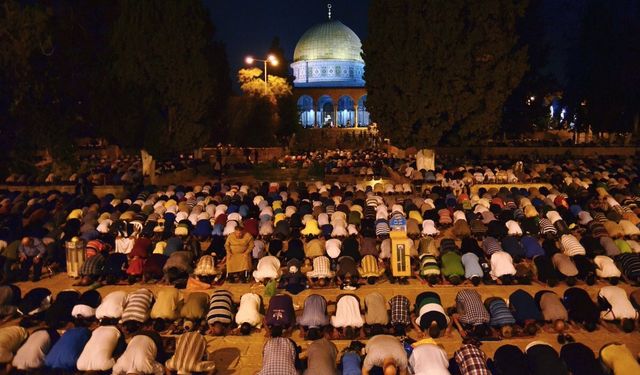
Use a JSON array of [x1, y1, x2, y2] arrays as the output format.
[[0, 284, 638, 374], [0, 154, 639, 373]]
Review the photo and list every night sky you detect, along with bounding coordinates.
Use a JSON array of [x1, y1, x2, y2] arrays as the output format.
[[204, 0, 584, 92], [203, 0, 370, 90]]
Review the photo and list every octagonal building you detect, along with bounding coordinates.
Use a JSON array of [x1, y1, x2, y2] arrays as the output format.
[[291, 14, 370, 128]]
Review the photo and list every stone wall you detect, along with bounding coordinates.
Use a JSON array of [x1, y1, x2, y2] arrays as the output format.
[[431, 146, 638, 158], [201, 147, 287, 163], [0, 184, 126, 197]]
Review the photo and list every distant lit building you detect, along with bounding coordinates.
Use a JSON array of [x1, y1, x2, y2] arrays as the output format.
[[291, 12, 370, 128]]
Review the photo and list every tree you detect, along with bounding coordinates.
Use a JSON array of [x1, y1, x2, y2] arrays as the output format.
[[565, 0, 640, 135], [109, 0, 229, 158], [232, 67, 293, 146], [268, 37, 299, 138], [238, 68, 292, 103], [266, 37, 291, 80], [363, 0, 528, 147], [0, 1, 53, 172], [0, 0, 100, 171]]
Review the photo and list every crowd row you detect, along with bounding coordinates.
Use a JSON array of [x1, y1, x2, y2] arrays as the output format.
[[0, 285, 638, 374]]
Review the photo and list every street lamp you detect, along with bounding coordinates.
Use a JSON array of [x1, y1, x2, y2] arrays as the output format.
[[245, 54, 279, 94]]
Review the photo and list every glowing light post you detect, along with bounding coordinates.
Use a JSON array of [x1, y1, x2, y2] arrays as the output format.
[[245, 55, 279, 94]]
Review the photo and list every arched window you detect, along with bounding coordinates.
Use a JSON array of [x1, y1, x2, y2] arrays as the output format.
[[358, 95, 370, 126], [297, 96, 314, 128], [317, 95, 334, 128], [337, 96, 355, 127]]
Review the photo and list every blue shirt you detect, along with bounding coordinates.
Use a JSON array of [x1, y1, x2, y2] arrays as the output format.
[[193, 220, 212, 238], [342, 351, 362, 375], [18, 238, 46, 258], [509, 289, 543, 324], [164, 237, 183, 255], [521, 236, 545, 258], [501, 236, 526, 259], [44, 327, 91, 370], [487, 298, 516, 327], [461, 253, 483, 278]]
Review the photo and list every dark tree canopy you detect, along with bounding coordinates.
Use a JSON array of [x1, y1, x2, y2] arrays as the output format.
[[0, 0, 231, 172], [268, 37, 299, 138], [363, 0, 528, 147], [267, 37, 291, 80], [0, 0, 115, 172], [110, 0, 229, 157]]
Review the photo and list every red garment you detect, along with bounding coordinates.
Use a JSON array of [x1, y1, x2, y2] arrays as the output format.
[[129, 237, 151, 258], [126, 257, 144, 276], [214, 213, 227, 226], [85, 239, 108, 258], [438, 208, 453, 225], [554, 196, 569, 209], [243, 218, 259, 237], [491, 197, 505, 208]]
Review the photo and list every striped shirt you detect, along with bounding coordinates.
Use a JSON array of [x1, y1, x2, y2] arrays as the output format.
[[592, 212, 607, 223], [560, 235, 586, 256], [375, 220, 390, 236], [79, 253, 105, 276], [538, 218, 557, 235], [588, 221, 608, 238], [456, 289, 490, 326], [482, 237, 502, 256], [206, 290, 234, 325], [419, 254, 440, 276], [366, 197, 379, 208], [121, 288, 154, 323], [513, 208, 525, 221], [438, 209, 452, 225], [364, 206, 376, 220], [359, 255, 382, 278], [618, 253, 640, 280], [485, 298, 516, 327], [165, 332, 216, 374], [85, 240, 108, 258]]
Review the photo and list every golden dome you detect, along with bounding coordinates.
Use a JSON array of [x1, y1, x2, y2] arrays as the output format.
[[293, 20, 363, 63]]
